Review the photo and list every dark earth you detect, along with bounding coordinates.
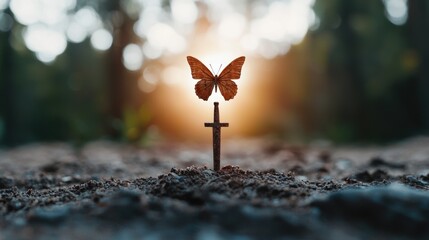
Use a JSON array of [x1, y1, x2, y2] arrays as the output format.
[[1, 137, 429, 239]]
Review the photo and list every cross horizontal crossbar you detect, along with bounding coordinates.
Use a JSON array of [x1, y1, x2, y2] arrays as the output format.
[[204, 123, 229, 127]]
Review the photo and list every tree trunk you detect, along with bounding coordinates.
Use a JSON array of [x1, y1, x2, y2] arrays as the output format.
[[106, 6, 134, 139], [333, 1, 366, 140], [0, 8, 16, 146], [408, 0, 429, 132]]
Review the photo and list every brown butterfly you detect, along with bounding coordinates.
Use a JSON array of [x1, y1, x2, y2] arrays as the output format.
[[187, 56, 245, 101]]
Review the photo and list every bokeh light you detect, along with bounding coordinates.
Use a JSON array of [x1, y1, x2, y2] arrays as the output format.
[[146, 22, 187, 54], [7, 0, 317, 64], [10, 0, 41, 25], [383, 0, 408, 25], [73, 6, 101, 33], [123, 44, 144, 71], [0, 0, 8, 10], [10, 0, 75, 25], [170, 0, 198, 24], [139, 65, 160, 93], [0, 12, 13, 32], [66, 21, 86, 43], [23, 23, 67, 63], [90, 29, 113, 51]]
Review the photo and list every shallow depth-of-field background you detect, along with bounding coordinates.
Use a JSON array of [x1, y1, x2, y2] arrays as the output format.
[[1, 1, 429, 239]]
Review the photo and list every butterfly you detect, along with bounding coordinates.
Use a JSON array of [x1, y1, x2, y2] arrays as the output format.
[[187, 56, 245, 101]]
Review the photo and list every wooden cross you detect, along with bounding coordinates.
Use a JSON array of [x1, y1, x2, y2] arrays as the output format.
[[205, 102, 229, 171]]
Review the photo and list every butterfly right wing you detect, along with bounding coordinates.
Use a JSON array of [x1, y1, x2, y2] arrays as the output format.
[[187, 56, 214, 80], [217, 80, 237, 101], [217, 56, 245, 100], [218, 56, 245, 80]]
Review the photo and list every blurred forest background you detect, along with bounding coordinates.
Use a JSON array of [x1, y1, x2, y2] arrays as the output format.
[[0, 0, 428, 146]]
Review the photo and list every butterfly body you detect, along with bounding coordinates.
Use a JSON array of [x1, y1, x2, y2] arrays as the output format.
[[213, 75, 219, 93], [187, 56, 245, 101]]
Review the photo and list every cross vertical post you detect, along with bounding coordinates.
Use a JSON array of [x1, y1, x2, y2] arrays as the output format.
[[205, 102, 229, 171]]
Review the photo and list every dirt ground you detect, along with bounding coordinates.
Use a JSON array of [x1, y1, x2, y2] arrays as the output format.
[[1, 137, 429, 239]]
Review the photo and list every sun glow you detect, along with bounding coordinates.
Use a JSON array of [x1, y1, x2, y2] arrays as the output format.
[[148, 48, 271, 141], [129, 0, 317, 141]]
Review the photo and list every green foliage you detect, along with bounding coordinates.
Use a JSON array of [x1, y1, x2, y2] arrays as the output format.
[[123, 104, 152, 143]]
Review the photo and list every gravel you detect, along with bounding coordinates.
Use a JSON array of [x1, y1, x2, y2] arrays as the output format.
[[1, 137, 429, 239]]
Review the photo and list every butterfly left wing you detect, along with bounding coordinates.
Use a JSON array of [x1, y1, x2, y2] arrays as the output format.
[[195, 80, 215, 101], [217, 56, 245, 100], [187, 56, 216, 101], [187, 56, 214, 80]]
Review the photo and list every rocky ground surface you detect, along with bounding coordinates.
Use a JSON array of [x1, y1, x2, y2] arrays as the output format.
[[1, 137, 429, 239]]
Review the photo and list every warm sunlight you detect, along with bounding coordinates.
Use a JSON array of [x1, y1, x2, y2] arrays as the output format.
[[128, 0, 318, 141], [148, 48, 274, 141]]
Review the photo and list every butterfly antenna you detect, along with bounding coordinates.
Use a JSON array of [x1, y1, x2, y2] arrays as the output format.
[[209, 64, 215, 74], [217, 64, 222, 75]]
